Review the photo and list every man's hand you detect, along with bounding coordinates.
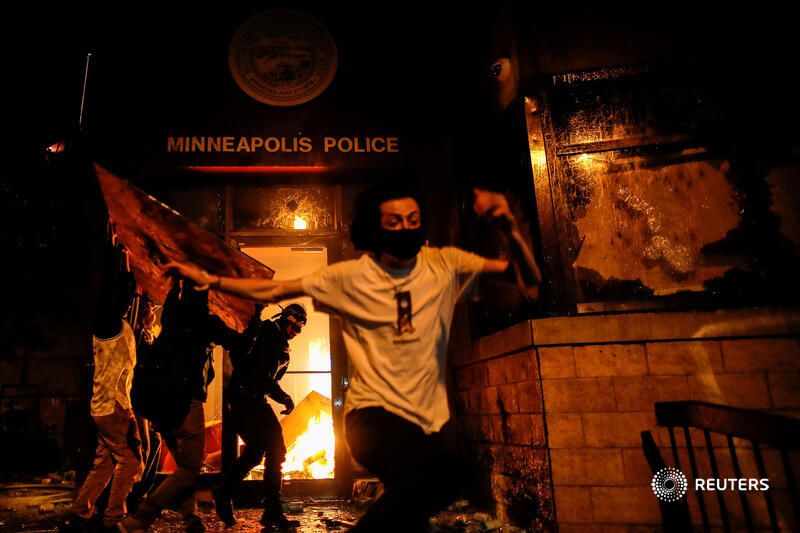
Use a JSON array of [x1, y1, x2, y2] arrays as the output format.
[[473, 188, 517, 233], [473, 188, 542, 287], [280, 397, 295, 415], [163, 262, 217, 290], [164, 262, 303, 303]]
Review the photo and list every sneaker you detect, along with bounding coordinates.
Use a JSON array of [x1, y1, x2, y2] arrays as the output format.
[[183, 514, 206, 533], [259, 508, 299, 530], [212, 487, 235, 527]]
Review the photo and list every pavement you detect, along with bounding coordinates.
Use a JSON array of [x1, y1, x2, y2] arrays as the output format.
[[0, 495, 518, 532], [0, 501, 362, 533]]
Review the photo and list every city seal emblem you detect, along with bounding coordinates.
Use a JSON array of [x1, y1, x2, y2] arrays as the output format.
[[228, 9, 338, 107]]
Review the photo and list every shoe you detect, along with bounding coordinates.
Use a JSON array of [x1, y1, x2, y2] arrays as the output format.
[[212, 487, 235, 527], [259, 508, 300, 530], [116, 515, 147, 533], [183, 514, 206, 533], [58, 514, 86, 533]]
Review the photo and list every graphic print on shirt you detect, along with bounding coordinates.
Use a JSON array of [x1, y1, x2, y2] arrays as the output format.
[[394, 291, 414, 334]]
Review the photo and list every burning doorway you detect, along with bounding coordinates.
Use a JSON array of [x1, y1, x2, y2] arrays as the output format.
[[238, 245, 334, 481]]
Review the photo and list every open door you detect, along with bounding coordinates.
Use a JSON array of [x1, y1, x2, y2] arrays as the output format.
[[238, 245, 334, 481]]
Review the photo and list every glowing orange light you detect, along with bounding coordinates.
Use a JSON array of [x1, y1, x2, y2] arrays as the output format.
[[308, 339, 332, 398], [46, 141, 66, 153], [244, 411, 336, 480], [530, 151, 547, 168], [282, 412, 335, 479], [293, 216, 307, 230], [186, 166, 328, 174]]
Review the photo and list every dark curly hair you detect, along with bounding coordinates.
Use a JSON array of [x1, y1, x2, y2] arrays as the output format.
[[350, 183, 425, 254]]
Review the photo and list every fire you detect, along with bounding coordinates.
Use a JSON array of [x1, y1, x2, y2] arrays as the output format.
[[282, 410, 335, 479], [242, 390, 335, 481]]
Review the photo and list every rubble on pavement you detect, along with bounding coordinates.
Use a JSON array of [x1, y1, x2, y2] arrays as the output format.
[[1, 486, 530, 533]]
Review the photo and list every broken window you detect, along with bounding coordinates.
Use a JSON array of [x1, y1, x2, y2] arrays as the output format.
[[528, 65, 800, 312], [232, 186, 336, 233]]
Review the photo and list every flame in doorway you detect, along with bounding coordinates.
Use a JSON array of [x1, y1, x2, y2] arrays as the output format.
[[244, 391, 335, 480], [282, 410, 335, 479]]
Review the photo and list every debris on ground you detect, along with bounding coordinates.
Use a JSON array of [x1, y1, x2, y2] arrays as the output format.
[[481, 518, 503, 530], [37, 502, 56, 513], [428, 506, 528, 533], [0, 484, 73, 513], [1, 489, 530, 532], [350, 478, 383, 504], [321, 516, 357, 530], [449, 499, 470, 509]]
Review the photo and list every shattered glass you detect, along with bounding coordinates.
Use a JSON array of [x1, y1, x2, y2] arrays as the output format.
[[531, 66, 763, 304], [560, 149, 742, 297], [233, 187, 335, 232], [549, 67, 702, 148]]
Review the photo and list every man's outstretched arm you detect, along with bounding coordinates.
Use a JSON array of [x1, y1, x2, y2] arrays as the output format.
[[164, 262, 306, 303], [473, 188, 542, 288]]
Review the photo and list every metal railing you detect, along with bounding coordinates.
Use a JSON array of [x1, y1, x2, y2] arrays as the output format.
[[641, 401, 800, 533]]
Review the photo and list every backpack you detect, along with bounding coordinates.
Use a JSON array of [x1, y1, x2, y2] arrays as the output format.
[[131, 335, 194, 430], [131, 283, 210, 429]]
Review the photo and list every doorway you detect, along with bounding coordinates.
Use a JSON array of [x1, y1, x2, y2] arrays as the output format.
[[238, 245, 334, 481]]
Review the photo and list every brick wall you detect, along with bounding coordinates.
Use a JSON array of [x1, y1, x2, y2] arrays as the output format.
[[453, 322, 556, 531], [0, 309, 87, 474], [451, 306, 800, 532]]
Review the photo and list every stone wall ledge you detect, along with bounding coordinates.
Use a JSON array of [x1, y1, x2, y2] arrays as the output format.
[[532, 305, 800, 347], [458, 305, 800, 367]]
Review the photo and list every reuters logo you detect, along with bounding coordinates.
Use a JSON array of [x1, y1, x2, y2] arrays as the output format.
[[651, 467, 688, 502]]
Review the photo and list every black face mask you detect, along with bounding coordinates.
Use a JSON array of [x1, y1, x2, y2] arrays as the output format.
[[377, 228, 425, 260]]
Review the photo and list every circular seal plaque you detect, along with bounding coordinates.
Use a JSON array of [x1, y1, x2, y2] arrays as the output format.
[[228, 9, 338, 106]]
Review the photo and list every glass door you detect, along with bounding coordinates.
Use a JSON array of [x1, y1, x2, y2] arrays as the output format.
[[239, 245, 334, 480]]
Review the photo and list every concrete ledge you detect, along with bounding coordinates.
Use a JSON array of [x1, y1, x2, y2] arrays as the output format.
[[530, 306, 800, 346], [468, 320, 533, 361]]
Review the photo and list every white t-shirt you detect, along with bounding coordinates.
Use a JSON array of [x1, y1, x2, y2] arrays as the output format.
[[91, 319, 137, 417], [302, 246, 486, 434]]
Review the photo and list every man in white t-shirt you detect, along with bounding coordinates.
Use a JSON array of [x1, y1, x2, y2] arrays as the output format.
[[167, 186, 540, 532]]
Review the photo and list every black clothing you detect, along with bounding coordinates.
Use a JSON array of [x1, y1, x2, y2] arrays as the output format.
[[222, 397, 286, 503], [127, 419, 161, 511], [132, 282, 242, 429], [219, 318, 292, 511], [158, 282, 243, 402], [229, 320, 292, 405], [345, 407, 467, 533]]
